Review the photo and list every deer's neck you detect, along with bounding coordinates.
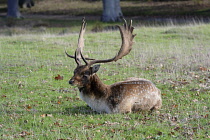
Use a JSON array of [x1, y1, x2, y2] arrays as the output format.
[[79, 74, 109, 98]]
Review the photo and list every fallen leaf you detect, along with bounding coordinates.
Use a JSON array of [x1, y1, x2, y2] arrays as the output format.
[[55, 74, 63, 80], [54, 121, 60, 126], [204, 114, 209, 118], [146, 136, 153, 139], [18, 81, 24, 88], [174, 126, 180, 131], [2, 95, 6, 98], [189, 88, 199, 91], [171, 116, 178, 122], [19, 131, 30, 137], [170, 131, 175, 135], [96, 130, 101, 132], [58, 96, 62, 99], [40, 114, 53, 117], [157, 131, 163, 135], [40, 114, 46, 117], [199, 66, 207, 71], [26, 105, 32, 109], [111, 129, 115, 133], [46, 114, 53, 117], [192, 99, 198, 102], [172, 104, 178, 108]]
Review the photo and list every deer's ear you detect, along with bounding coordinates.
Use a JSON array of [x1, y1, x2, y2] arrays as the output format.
[[91, 65, 100, 74]]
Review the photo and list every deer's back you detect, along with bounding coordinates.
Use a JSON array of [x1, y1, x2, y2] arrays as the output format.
[[108, 78, 162, 113]]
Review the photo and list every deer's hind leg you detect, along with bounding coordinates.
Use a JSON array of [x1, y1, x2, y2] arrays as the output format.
[[153, 98, 162, 110], [117, 101, 132, 113]]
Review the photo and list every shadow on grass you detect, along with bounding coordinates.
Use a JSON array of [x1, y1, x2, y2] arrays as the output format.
[[0, 106, 99, 116], [64, 106, 158, 115], [64, 106, 99, 115]]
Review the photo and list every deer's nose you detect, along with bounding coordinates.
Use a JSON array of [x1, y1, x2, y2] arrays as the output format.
[[69, 79, 74, 85]]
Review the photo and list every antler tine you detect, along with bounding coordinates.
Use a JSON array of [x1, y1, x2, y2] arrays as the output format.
[[87, 19, 136, 66], [65, 48, 95, 61], [74, 17, 86, 65], [65, 18, 95, 65], [123, 18, 128, 29], [129, 20, 134, 33], [65, 49, 74, 59]]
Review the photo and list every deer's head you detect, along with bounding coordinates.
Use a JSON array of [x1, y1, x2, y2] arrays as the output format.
[[66, 18, 136, 88], [68, 65, 100, 87]]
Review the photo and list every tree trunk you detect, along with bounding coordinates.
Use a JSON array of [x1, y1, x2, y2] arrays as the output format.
[[7, 0, 21, 18], [101, 0, 123, 22]]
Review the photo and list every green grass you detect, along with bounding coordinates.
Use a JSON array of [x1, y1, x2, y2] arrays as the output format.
[[0, 22, 210, 139]]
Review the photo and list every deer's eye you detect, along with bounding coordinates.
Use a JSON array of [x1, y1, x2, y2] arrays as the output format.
[[84, 71, 90, 75], [83, 75, 88, 79]]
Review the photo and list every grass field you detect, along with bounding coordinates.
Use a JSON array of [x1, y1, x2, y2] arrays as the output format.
[[0, 20, 209, 139]]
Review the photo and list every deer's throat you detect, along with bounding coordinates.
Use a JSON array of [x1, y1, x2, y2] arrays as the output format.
[[79, 74, 109, 98]]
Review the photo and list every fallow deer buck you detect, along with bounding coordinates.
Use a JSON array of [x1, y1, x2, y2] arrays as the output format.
[[65, 18, 162, 113]]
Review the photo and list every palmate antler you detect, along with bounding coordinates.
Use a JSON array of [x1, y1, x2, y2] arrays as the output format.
[[66, 18, 136, 67]]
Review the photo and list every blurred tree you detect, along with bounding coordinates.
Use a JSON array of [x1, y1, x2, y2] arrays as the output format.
[[101, 0, 123, 22], [7, 0, 34, 18], [7, 0, 21, 18]]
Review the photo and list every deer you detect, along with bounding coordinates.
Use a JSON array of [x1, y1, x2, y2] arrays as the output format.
[[65, 18, 162, 113]]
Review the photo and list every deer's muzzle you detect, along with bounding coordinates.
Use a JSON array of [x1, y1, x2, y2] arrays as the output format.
[[69, 79, 74, 85]]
